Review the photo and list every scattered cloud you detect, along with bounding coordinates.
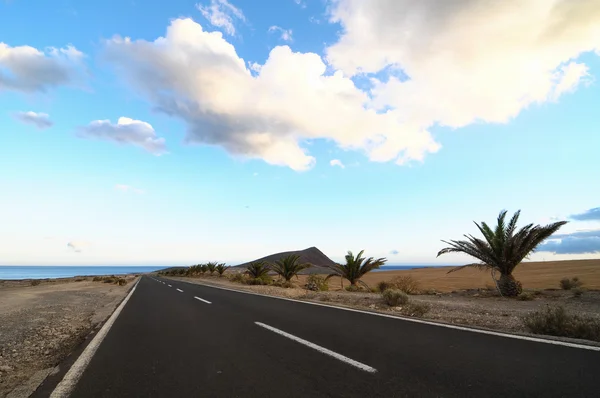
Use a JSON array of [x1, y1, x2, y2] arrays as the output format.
[[537, 229, 600, 254], [330, 159, 345, 168], [252, 172, 258, 177], [13, 111, 53, 129], [77, 117, 166, 155], [570, 207, 600, 221], [196, 0, 245, 36], [115, 184, 145, 194], [0, 42, 84, 93], [293, 0, 306, 8], [103, 19, 442, 171], [67, 241, 90, 253], [325, 0, 599, 164], [390, 249, 399, 255], [268, 26, 293, 42]]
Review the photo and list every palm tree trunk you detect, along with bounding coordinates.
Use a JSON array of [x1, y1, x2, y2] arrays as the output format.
[[497, 273, 523, 297]]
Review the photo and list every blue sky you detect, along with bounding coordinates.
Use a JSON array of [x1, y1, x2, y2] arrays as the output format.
[[1, 0, 599, 265]]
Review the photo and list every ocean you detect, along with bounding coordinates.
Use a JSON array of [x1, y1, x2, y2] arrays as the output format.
[[0, 266, 167, 280]]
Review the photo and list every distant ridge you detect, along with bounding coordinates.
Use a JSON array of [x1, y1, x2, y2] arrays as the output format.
[[233, 247, 337, 274]]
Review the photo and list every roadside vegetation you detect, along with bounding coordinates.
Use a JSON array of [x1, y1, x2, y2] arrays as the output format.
[[523, 306, 600, 342], [326, 250, 387, 290], [437, 210, 567, 297], [91, 275, 128, 285]]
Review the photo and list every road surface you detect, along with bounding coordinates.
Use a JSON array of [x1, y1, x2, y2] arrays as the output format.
[[46, 276, 600, 397]]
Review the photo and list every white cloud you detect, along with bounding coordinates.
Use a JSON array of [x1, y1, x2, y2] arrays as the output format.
[[103, 18, 439, 171], [78, 117, 166, 155], [115, 184, 145, 194], [0, 42, 84, 93], [330, 159, 345, 168], [294, 0, 306, 8], [268, 26, 293, 42], [326, 0, 599, 163], [196, 0, 245, 36], [13, 111, 53, 129]]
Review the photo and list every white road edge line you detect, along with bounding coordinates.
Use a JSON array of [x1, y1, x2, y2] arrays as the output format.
[[50, 278, 140, 397], [168, 285, 172, 287], [176, 288, 183, 292], [167, 278, 600, 352], [194, 296, 212, 304], [255, 322, 377, 373]]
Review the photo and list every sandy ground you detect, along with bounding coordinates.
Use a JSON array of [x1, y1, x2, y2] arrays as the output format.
[[0, 277, 136, 398], [166, 271, 600, 345], [301, 259, 600, 292]]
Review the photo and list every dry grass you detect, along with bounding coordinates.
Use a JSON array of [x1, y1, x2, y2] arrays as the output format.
[[297, 259, 600, 292]]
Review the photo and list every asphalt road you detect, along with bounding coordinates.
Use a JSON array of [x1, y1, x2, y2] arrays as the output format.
[[59, 276, 599, 397]]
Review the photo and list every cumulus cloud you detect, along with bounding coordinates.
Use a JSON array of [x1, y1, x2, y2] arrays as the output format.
[[570, 207, 600, 221], [537, 229, 600, 254], [330, 159, 345, 168], [78, 117, 166, 155], [0, 42, 84, 93], [196, 0, 245, 36], [115, 184, 145, 194], [13, 111, 53, 129], [67, 241, 90, 253], [103, 18, 442, 171], [390, 249, 399, 255], [326, 0, 599, 163], [268, 26, 293, 42]]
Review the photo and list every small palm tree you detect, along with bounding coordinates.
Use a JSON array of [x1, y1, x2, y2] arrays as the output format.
[[200, 264, 208, 275], [206, 262, 218, 275], [245, 261, 270, 279], [327, 250, 386, 289], [437, 210, 567, 297], [271, 254, 311, 282], [215, 263, 229, 276]]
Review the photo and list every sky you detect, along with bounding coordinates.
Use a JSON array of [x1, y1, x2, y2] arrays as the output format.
[[1, 0, 599, 266]]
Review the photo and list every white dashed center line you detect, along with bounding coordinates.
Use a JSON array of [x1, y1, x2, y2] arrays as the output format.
[[194, 296, 212, 304], [255, 322, 377, 373], [168, 285, 172, 287], [176, 288, 183, 292]]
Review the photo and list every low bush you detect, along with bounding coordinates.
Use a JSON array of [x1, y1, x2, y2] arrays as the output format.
[[117, 278, 128, 286], [345, 285, 362, 292], [523, 306, 600, 342], [247, 276, 272, 286], [103, 277, 116, 284], [74, 278, 86, 282], [390, 275, 421, 294], [517, 292, 535, 301], [376, 281, 393, 292], [572, 288, 584, 298], [30, 279, 41, 286], [402, 302, 431, 317], [229, 273, 247, 284], [92, 276, 103, 282], [382, 289, 409, 306], [560, 277, 583, 290], [305, 275, 328, 291]]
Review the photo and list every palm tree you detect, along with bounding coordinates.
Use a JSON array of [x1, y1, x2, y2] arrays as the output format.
[[271, 254, 311, 282], [215, 263, 229, 276], [327, 250, 387, 289], [206, 261, 218, 275], [200, 264, 208, 275], [245, 261, 270, 279], [437, 210, 567, 297]]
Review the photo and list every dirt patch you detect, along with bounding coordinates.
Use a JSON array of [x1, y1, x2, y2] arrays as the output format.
[[0, 277, 137, 397], [167, 275, 600, 345]]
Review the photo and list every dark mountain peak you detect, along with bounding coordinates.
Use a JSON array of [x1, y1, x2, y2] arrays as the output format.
[[234, 247, 336, 274]]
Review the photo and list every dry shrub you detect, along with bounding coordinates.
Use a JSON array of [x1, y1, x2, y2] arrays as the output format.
[[560, 277, 583, 290], [305, 275, 329, 291], [517, 292, 535, 301], [523, 306, 600, 342], [390, 275, 421, 294], [30, 279, 41, 286], [382, 289, 409, 306], [229, 273, 247, 284], [376, 281, 394, 292], [117, 278, 128, 286], [92, 276, 103, 282], [402, 302, 431, 317]]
